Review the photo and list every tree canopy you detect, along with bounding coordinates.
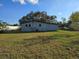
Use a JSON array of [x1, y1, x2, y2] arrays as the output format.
[[69, 11, 79, 22], [19, 11, 57, 25], [69, 11, 79, 30], [0, 20, 8, 28]]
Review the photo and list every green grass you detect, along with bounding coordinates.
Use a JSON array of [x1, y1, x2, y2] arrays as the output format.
[[0, 30, 79, 59]]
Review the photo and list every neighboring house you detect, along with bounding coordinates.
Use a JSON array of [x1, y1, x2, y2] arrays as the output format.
[[6, 26, 20, 30], [70, 21, 79, 30], [1, 26, 20, 32], [0, 27, 2, 31], [0, 27, 2, 29], [21, 21, 58, 32]]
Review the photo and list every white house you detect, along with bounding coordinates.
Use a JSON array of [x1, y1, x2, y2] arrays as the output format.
[[21, 21, 58, 32], [1, 26, 20, 32], [5, 26, 20, 31]]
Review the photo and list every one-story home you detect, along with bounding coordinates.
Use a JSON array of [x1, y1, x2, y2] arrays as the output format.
[[21, 21, 58, 32], [0, 26, 20, 32]]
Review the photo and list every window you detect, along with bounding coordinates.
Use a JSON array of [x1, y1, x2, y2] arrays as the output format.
[[39, 24, 41, 27], [26, 24, 31, 27], [29, 24, 31, 27], [26, 24, 27, 27]]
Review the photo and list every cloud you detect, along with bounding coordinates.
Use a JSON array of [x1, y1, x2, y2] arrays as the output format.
[[12, 0, 39, 5], [0, 4, 3, 7], [12, 0, 26, 4], [27, 0, 39, 5]]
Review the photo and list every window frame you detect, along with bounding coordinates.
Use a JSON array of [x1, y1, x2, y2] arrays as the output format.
[[39, 24, 41, 27], [26, 24, 27, 27], [29, 24, 31, 27]]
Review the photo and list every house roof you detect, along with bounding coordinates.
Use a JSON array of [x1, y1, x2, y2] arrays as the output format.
[[21, 20, 58, 25]]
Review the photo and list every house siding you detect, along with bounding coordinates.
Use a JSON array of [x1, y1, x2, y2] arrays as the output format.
[[21, 22, 58, 32]]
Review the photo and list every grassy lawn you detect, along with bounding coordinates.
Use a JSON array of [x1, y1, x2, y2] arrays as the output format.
[[0, 30, 79, 59]]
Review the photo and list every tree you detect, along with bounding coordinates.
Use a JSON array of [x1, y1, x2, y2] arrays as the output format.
[[19, 11, 57, 25], [70, 11, 79, 22], [66, 20, 72, 27], [50, 15, 57, 24], [61, 17, 66, 24], [0, 20, 8, 29], [0, 20, 3, 27], [13, 24, 19, 26], [69, 11, 79, 30]]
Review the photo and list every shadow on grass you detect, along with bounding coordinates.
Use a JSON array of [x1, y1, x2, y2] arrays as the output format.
[[0, 30, 58, 34]]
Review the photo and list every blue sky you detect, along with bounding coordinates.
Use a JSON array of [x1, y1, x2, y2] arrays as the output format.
[[0, 0, 79, 24]]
